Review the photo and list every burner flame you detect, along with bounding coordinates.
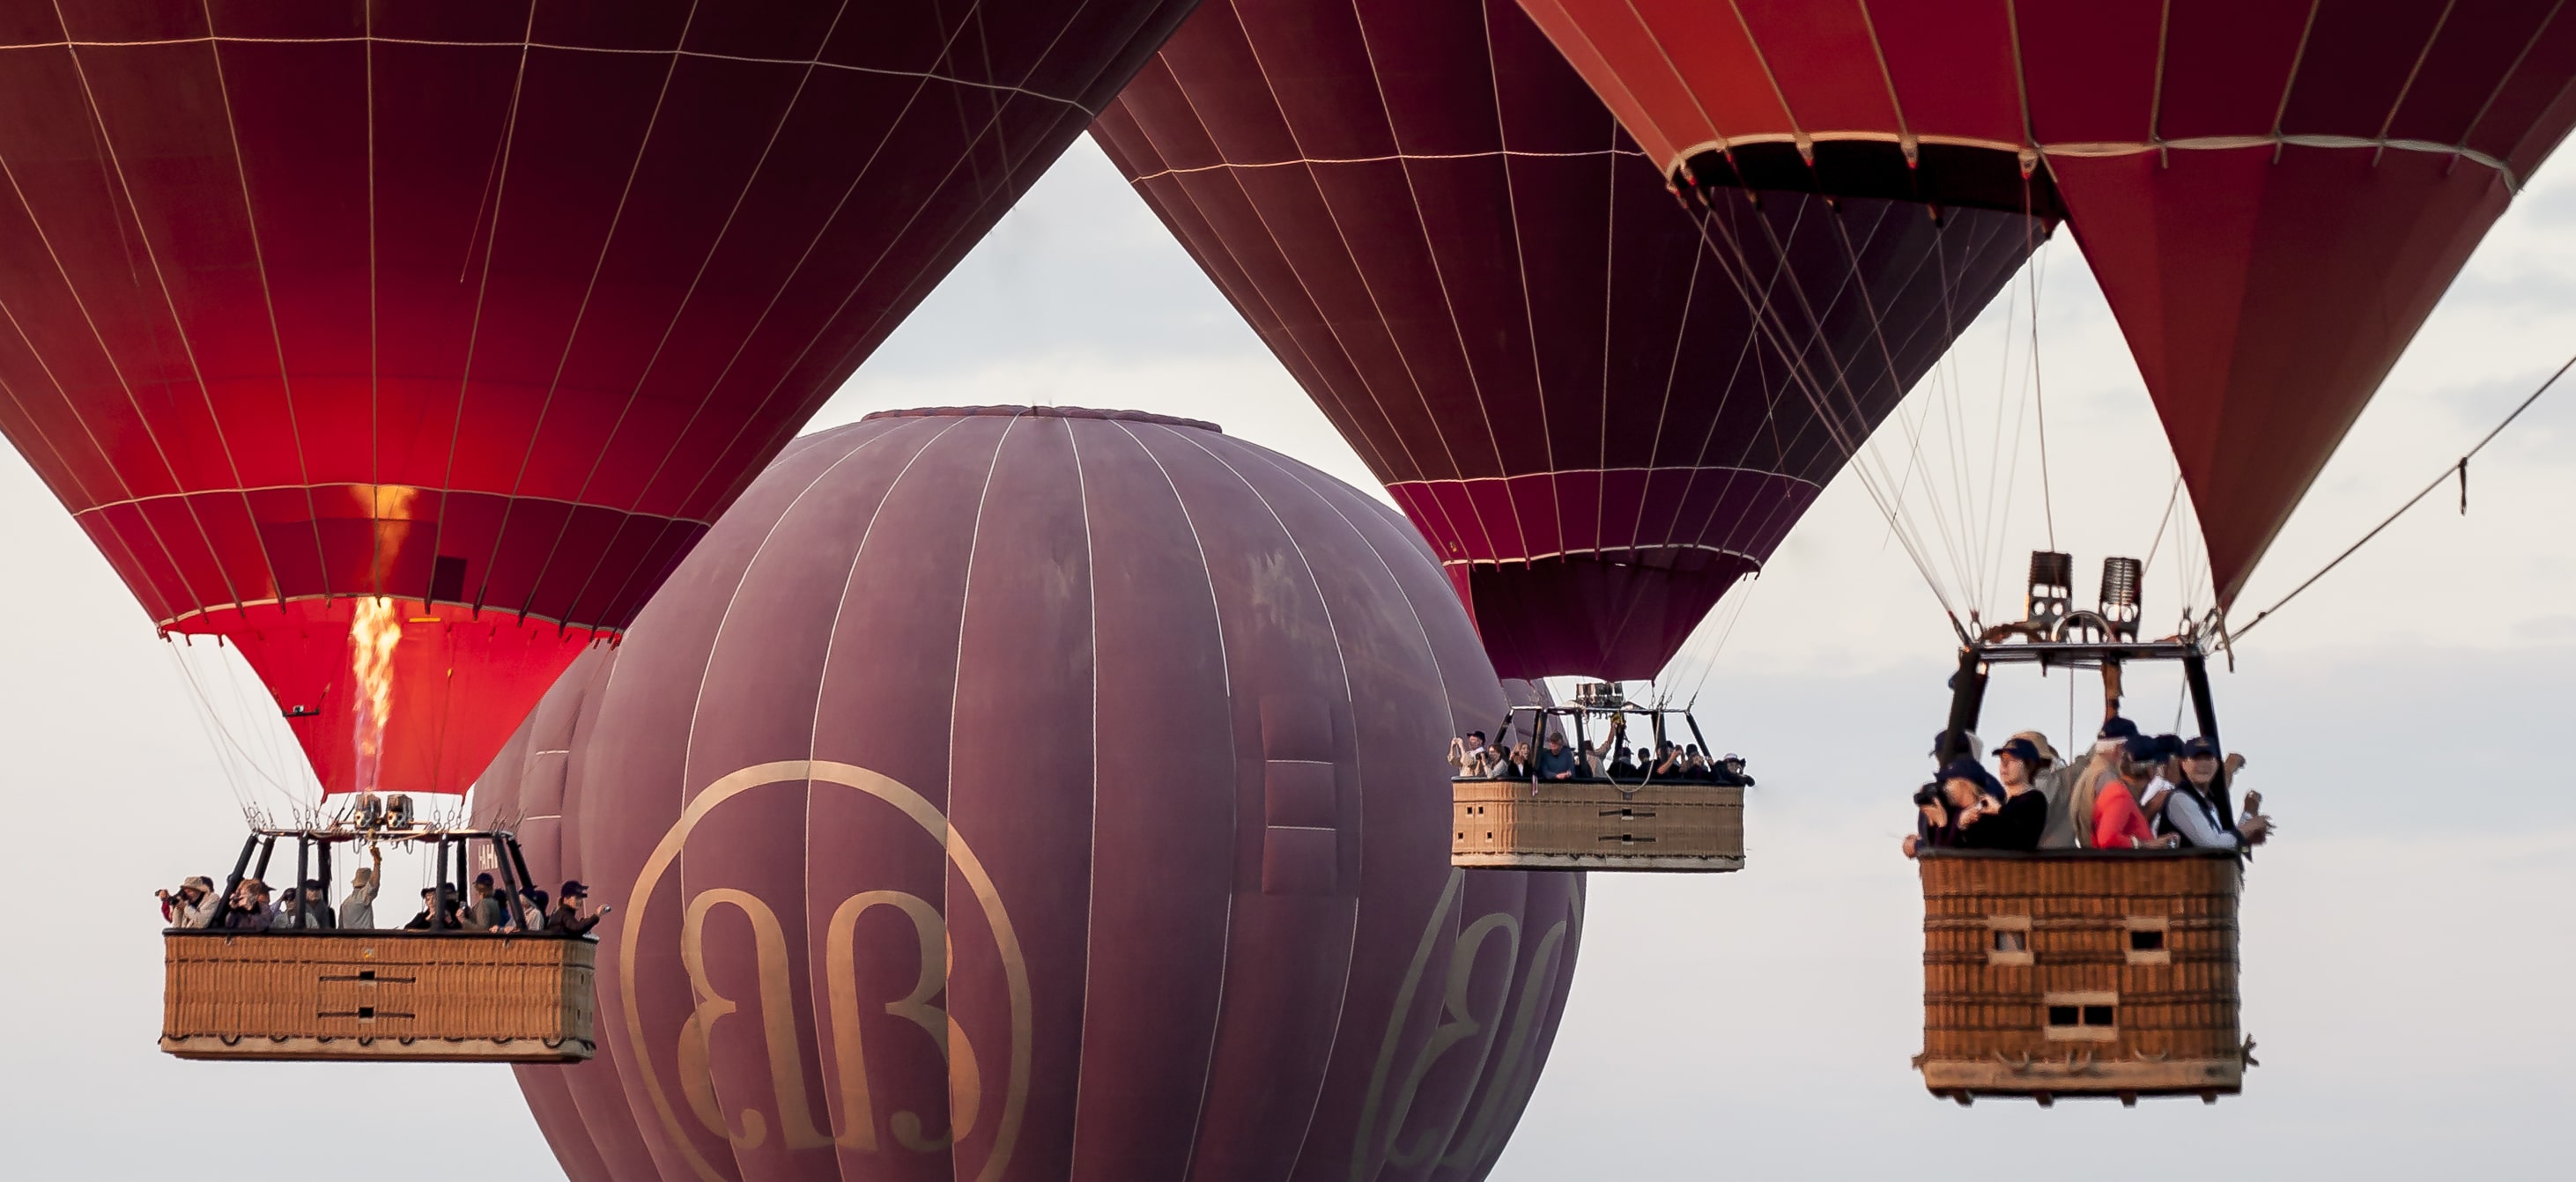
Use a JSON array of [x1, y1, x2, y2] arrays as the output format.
[[350, 595, 402, 792]]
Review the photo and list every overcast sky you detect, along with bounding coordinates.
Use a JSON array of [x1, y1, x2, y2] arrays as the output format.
[[3, 136, 2569, 1179]]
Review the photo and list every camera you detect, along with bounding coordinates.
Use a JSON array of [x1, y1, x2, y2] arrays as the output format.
[[1912, 783, 1943, 807]]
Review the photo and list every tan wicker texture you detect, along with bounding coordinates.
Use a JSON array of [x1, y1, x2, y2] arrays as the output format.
[[161, 931, 596, 1062], [1453, 779, 1743, 871], [1916, 849, 2247, 1104]]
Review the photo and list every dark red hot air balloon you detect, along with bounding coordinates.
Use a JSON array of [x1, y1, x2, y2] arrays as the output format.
[[0, 0, 1192, 795], [1516, 0, 2576, 602], [1091, 0, 2039, 680], [473, 407, 1586, 1182]]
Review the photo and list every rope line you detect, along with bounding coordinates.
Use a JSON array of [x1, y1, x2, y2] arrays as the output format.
[[2232, 349, 2576, 640]]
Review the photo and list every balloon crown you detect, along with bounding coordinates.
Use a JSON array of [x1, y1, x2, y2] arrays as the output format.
[[860, 404, 1223, 433]]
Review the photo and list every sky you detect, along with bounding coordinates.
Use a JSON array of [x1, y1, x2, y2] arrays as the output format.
[[3, 131, 2572, 1179]]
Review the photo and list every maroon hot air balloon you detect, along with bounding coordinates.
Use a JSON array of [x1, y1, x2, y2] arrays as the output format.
[[1516, 0, 2576, 603], [1090, 0, 2038, 680], [0, 0, 1191, 797], [472, 407, 1585, 1182]]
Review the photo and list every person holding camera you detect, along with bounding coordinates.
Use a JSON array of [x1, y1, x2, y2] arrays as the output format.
[[157, 875, 220, 928], [224, 879, 278, 930], [2152, 736, 2272, 850], [1446, 731, 1492, 777], [546, 881, 611, 936], [2079, 734, 2183, 850]]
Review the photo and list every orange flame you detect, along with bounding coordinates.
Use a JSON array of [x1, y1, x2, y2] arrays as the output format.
[[350, 595, 402, 792]]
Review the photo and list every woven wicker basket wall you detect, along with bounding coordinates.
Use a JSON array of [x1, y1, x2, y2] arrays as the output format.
[[1453, 780, 1743, 870], [162, 931, 596, 1062], [1917, 850, 2243, 1101]]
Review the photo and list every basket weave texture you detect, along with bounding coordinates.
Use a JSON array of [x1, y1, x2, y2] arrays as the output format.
[[1452, 779, 1742, 868], [1918, 850, 2242, 1097], [162, 931, 595, 1062]]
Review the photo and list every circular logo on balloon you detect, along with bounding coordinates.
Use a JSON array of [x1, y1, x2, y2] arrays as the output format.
[[618, 760, 1030, 1182]]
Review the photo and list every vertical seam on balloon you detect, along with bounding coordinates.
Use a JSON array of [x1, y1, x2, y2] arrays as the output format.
[[9, 32, 241, 617], [45, 10, 263, 616], [1102, 56, 1435, 499], [485, 0, 704, 619], [660, 0, 1128, 520], [198, 1, 331, 608], [2372, 1, 2458, 167], [2005, 0, 2039, 158], [944, 410, 1017, 1182], [1456, 0, 1555, 561], [1617, 0, 1735, 164], [429, 3, 539, 615], [1152, 421, 1364, 1171], [534, 3, 857, 632], [1723, 0, 1808, 159], [1595, 119, 1621, 568], [1223, 3, 1512, 573], [1103, 417, 1232, 1178], [799, 412, 974, 1162], [677, 415, 947, 1170], [1235, 435, 1456, 1182], [1854, 0, 1915, 158], [2269, 3, 2323, 147], [2149, 0, 2172, 151], [1062, 413, 1103, 1176], [2457, 0, 2565, 163], [678, 0, 1189, 520], [627, 8, 1056, 523], [1652, 202, 1785, 570]]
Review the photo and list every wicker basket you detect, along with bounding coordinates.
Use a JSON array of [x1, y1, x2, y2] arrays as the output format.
[[1915, 848, 2246, 1104], [1453, 779, 1743, 871], [161, 930, 596, 1062]]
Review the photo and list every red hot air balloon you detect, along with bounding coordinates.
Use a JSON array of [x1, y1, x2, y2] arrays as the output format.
[[1090, 0, 2039, 680], [0, 0, 1193, 796], [472, 407, 1586, 1182], [1515, 0, 2576, 603]]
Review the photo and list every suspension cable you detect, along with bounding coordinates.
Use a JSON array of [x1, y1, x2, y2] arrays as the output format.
[[2232, 350, 2576, 641]]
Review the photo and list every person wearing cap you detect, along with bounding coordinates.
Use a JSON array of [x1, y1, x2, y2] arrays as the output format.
[[2157, 736, 2271, 849], [340, 846, 383, 930], [546, 881, 611, 936], [460, 873, 510, 933], [1956, 737, 2048, 851], [156, 875, 221, 928], [1447, 730, 1492, 777], [278, 878, 337, 930]]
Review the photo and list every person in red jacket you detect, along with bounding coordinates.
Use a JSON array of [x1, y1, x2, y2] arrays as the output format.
[[2093, 735, 2181, 850]]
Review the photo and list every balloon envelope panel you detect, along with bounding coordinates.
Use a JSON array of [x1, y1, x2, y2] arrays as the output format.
[[476, 408, 1584, 1182], [1515, 0, 2576, 600], [0, 0, 1194, 792], [1092, 0, 2037, 679]]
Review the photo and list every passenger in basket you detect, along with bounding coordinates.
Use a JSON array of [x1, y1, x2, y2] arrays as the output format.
[[1957, 738, 2047, 851], [547, 881, 611, 936], [1605, 743, 1641, 781], [2156, 736, 2272, 849], [279, 878, 337, 930], [1534, 731, 1583, 781], [157, 875, 221, 928], [340, 846, 383, 930], [518, 887, 551, 931], [1447, 731, 1491, 777], [1900, 764, 1988, 857], [462, 874, 510, 932], [224, 879, 278, 930], [1711, 753, 1754, 788], [1681, 745, 1711, 776], [403, 887, 461, 930], [2057, 717, 2140, 849], [2089, 734, 2181, 850], [1652, 742, 1687, 779], [1485, 741, 1531, 780]]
